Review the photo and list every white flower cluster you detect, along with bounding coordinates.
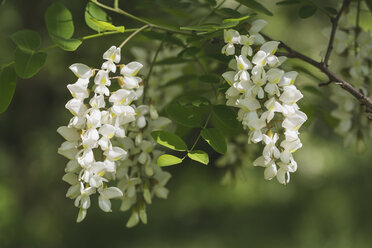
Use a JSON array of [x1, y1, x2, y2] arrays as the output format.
[[115, 107, 172, 227], [221, 20, 307, 184], [325, 9, 372, 150], [57, 46, 170, 224]]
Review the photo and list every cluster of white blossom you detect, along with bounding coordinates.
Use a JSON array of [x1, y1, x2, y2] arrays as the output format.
[[221, 20, 307, 184], [57, 46, 171, 225], [115, 107, 172, 227], [325, 9, 372, 150]]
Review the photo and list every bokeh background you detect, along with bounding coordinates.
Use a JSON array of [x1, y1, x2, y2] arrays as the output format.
[[1, 0, 372, 247]]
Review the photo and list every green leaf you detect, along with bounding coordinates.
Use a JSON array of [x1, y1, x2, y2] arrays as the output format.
[[219, 20, 240, 29], [365, 0, 372, 13], [45, 2, 74, 39], [216, 8, 242, 17], [10, 30, 41, 51], [14, 48, 47, 79], [235, 0, 273, 16], [0, 65, 17, 114], [88, 18, 125, 32], [212, 105, 241, 129], [50, 35, 82, 51], [166, 102, 203, 128], [157, 154, 183, 167], [298, 5, 317, 19], [201, 128, 227, 154], [199, 74, 220, 84], [222, 14, 252, 24], [187, 150, 209, 165], [177, 95, 211, 107], [324, 7, 337, 15], [276, 0, 300, 5], [85, 2, 112, 32], [151, 130, 188, 151]]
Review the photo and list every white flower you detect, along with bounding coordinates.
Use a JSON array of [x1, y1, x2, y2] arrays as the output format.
[[98, 187, 123, 212], [222, 29, 241, 55], [69, 63, 93, 79]]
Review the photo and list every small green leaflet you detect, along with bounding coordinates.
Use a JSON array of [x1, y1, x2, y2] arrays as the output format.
[[151, 130, 188, 151], [10, 30, 41, 51], [14, 48, 47, 79], [235, 0, 273, 16], [157, 154, 183, 167], [166, 102, 202, 128], [45, 3, 82, 51], [85, 2, 113, 32], [0, 65, 17, 113], [187, 150, 209, 165], [88, 18, 125, 33], [298, 5, 317, 19], [201, 128, 227, 154]]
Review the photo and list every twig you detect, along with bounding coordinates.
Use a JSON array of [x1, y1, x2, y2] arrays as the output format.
[[323, 0, 351, 66], [142, 33, 166, 103], [119, 25, 149, 48], [262, 33, 372, 118], [91, 0, 195, 36]]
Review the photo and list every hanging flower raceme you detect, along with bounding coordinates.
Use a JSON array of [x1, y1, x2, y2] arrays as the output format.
[[221, 20, 307, 185], [57, 45, 168, 223]]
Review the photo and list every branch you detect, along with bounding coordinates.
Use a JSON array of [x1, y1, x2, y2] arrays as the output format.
[[90, 0, 195, 37], [262, 33, 372, 118], [323, 0, 351, 66]]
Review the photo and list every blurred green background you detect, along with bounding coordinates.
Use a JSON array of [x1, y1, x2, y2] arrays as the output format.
[[1, 0, 372, 247]]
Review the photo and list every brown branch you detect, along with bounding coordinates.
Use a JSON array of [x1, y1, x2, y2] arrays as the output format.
[[261, 33, 372, 119], [323, 0, 351, 66]]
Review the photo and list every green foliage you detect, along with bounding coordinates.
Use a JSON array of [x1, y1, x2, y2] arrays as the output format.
[[151, 130, 188, 151], [235, 0, 273, 16], [201, 128, 227, 154], [176, 96, 211, 108], [298, 5, 317, 19], [212, 105, 241, 130], [0, 65, 17, 113], [166, 102, 202, 128], [324, 7, 337, 15], [45, 2, 74, 39], [157, 154, 183, 167], [365, 0, 372, 13], [88, 19, 125, 33], [85, 2, 112, 32], [10, 30, 41, 51], [45, 2, 81, 51], [187, 150, 209, 165], [14, 48, 47, 79], [276, 0, 300, 5], [199, 74, 221, 84]]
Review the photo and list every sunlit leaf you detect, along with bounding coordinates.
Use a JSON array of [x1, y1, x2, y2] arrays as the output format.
[[187, 150, 209, 165], [85, 2, 112, 32], [157, 154, 183, 167], [88, 18, 125, 33], [151, 130, 188, 151]]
